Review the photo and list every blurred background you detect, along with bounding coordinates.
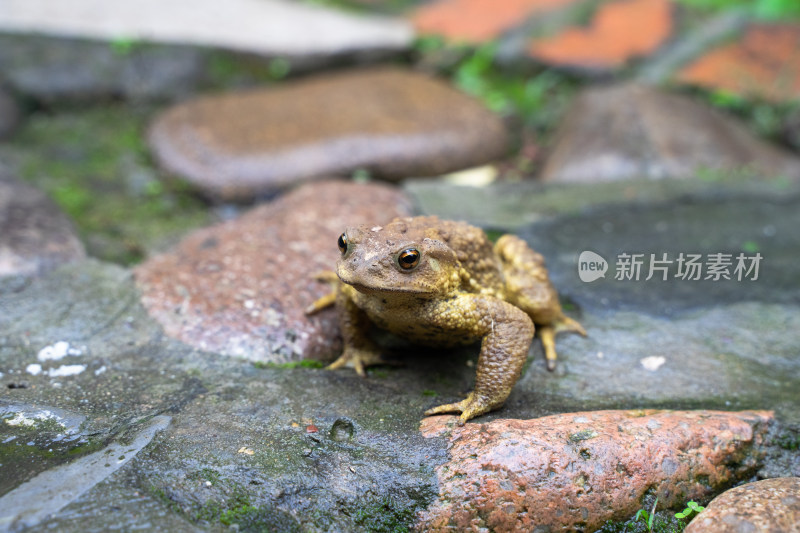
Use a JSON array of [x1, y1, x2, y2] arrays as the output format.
[[1, 0, 799, 264]]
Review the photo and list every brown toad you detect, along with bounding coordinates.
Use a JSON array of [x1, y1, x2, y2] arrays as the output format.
[[308, 216, 585, 423]]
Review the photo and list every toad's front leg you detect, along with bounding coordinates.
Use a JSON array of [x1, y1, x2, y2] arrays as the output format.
[[327, 284, 386, 377], [424, 295, 534, 423]]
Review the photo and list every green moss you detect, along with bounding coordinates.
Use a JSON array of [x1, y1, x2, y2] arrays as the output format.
[[149, 476, 301, 532], [353, 495, 418, 533], [0, 429, 106, 496], [3, 106, 212, 265], [253, 360, 326, 370], [776, 427, 800, 450]]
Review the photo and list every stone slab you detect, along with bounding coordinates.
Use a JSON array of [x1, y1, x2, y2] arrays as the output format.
[[0, 0, 413, 58]]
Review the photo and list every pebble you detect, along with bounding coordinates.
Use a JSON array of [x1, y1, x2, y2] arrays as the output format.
[[0, 169, 86, 278], [685, 477, 800, 533], [540, 83, 800, 182], [148, 67, 510, 200]]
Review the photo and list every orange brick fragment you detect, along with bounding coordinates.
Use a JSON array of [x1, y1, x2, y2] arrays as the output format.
[[411, 0, 578, 43], [528, 0, 673, 70], [677, 24, 800, 103]]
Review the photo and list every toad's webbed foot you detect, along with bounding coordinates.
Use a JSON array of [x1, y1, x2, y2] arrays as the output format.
[[326, 345, 388, 377], [424, 392, 497, 425], [539, 315, 587, 371]]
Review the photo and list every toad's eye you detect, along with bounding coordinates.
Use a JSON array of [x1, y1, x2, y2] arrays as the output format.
[[337, 233, 348, 254], [397, 248, 420, 270]]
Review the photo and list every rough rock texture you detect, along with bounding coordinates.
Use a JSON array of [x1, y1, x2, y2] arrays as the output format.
[[411, 0, 578, 43], [685, 477, 800, 533], [2, 179, 799, 531], [147, 67, 510, 200], [0, 85, 21, 140], [0, 170, 85, 278], [0, 0, 412, 58], [540, 83, 800, 182], [134, 180, 412, 362], [528, 0, 673, 72], [677, 23, 800, 103], [417, 410, 772, 532]]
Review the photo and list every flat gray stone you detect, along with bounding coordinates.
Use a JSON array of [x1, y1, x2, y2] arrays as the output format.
[[509, 189, 800, 427], [0, 415, 171, 532], [541, 83, 800, 182], [0, 259, 444, 532], [0, 0, 412, 57], [0, 170, 85, 278], [405, 171, 799, 231], [148, 67, 510, 200]]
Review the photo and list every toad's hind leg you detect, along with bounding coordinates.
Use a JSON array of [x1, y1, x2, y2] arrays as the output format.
[[495, 234, 586, 370]]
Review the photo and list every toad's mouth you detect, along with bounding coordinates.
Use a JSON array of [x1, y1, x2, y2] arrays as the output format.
[[338, 274, 434, 296]]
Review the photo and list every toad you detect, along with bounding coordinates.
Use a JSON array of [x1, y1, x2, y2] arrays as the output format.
[[307, 216, 585, 423]]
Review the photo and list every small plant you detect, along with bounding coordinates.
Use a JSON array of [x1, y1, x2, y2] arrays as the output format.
[[675, 501, 705, 521], [634, 497, 658, 532], [600, 497, 704, 532], [110, 36, 140, 56]]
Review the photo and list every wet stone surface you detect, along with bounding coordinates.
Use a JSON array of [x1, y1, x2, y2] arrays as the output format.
[[0, 259, 448, 532], [147, 67, 510, 200], [507, 188, 800, 427], [0, 169, 86, 279], [1, 178, 799, 531]]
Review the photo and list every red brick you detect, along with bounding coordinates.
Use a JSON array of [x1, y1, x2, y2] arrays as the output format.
[[677, 24, 800, 103], [417, 409, 772, 532], [411, 0, 578, 43], [528, 0, 673, 70]]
